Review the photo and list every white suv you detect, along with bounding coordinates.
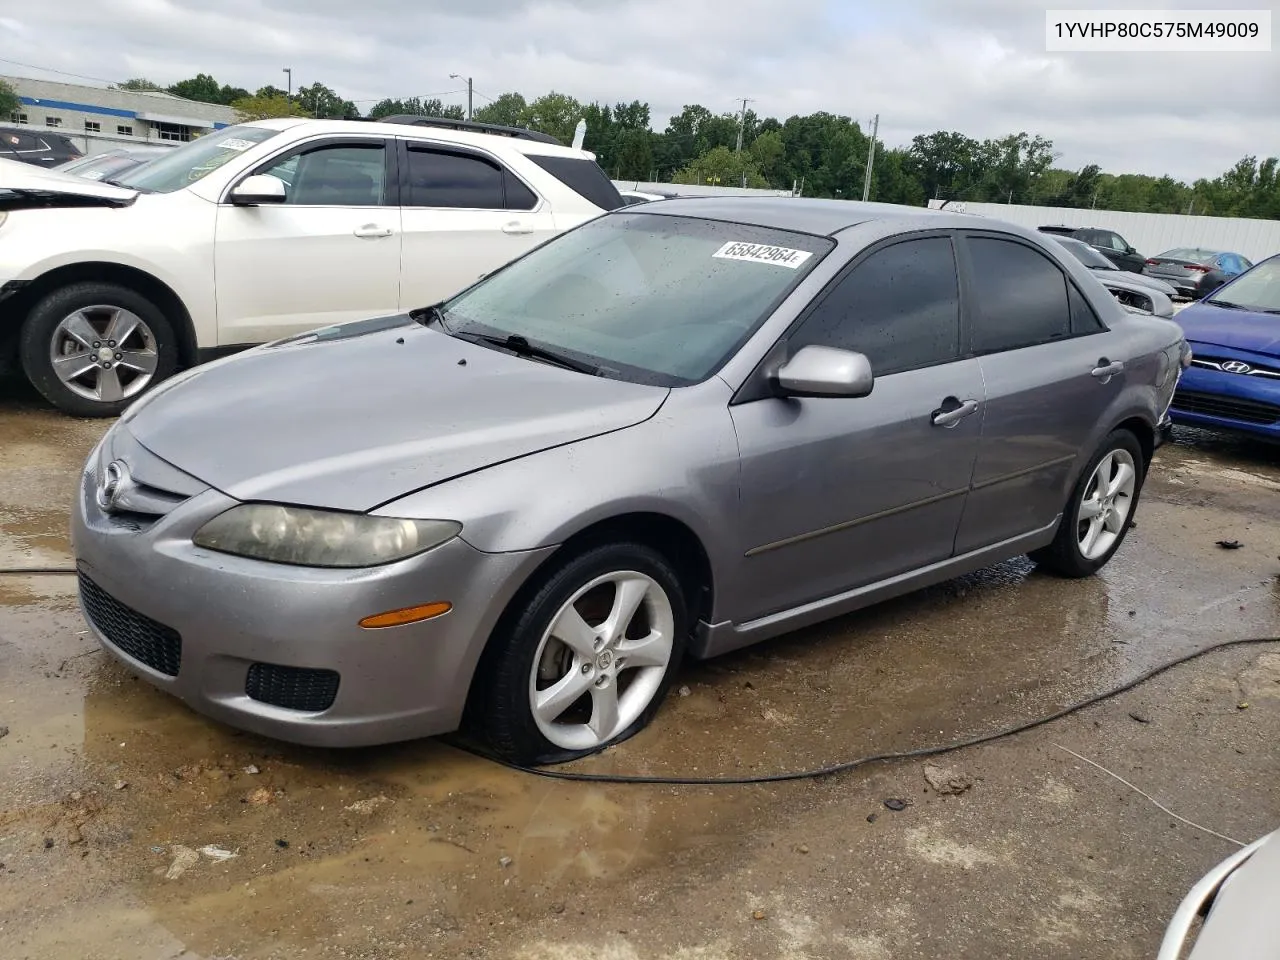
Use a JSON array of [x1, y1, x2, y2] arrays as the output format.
[[0, 116, 623, 416]]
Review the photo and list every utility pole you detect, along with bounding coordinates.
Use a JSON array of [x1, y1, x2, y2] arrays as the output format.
[[1186, 195, 1195, 216], [282, 67, 292, 97], [735, 98, 754, 152], [450, 75, 474, 119], [861, 113, 879, 201]]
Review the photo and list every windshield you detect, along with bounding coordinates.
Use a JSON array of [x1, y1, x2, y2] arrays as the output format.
[[113, 125, 278, 193], [442, 213, 833, 386], [1207, 257, 1280, 314], [1053, 236, 1115, 270]]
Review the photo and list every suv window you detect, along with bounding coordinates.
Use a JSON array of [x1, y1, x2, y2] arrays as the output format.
[[265, 143, 387, 206], [967, 237, 1072, 352], [405, 147, 507, 209], [1102, 232, 1129, 252], [790, 237, 961, 376]]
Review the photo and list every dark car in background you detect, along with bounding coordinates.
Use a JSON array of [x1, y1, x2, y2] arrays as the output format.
[[1038, 224, 1147, 273], [1145, 248, 1252, 300], [0, 126, 83, 167], [55, 146, 170, 181], [1170, 254, 1280, 442]]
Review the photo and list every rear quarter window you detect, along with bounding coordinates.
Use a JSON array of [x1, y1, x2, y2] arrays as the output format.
[[527, 155, 624, 211]]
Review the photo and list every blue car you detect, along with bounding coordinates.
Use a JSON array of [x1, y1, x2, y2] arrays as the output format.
[[1171, 254, 1280, 441]]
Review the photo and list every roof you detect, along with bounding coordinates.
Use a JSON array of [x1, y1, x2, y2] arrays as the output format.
[[239, 117, 591, 159], [629, 196, 958, 237]]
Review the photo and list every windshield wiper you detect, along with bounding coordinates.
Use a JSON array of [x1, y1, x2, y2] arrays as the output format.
[[1206, 299, 1247, 310], [454, 331, 599, 375], [408, 302, 451, 330]]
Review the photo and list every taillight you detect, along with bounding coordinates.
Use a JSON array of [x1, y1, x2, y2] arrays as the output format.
[[1187, 265, 1210, 273], [1146, 259, 1160, 265]]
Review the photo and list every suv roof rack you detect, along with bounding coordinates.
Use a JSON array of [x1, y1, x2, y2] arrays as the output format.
[[350, 114, 564, 146]]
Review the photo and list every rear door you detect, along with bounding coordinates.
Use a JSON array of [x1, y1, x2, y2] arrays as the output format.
[[953, 233, 1126, 553], [397, 140, 558, 310], [215, 136, 402, 344], [730, 234, 985, 621]]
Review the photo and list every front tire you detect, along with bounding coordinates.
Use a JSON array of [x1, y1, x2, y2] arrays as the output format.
[[468, 542, 688, 764], [1030, 430, 1145, 578], [19, 282, 179, 417]]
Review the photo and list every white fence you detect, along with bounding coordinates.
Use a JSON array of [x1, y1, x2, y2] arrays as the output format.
[[928, 199, 1280, 263]]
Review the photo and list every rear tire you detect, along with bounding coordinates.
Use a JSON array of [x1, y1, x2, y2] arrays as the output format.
[[19, 282, 179, 418], [467, 542, 688, 765], [1030, 430, 1145, 578]]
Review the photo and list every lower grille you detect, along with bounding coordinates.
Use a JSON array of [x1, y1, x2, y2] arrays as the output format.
[[246, 663, 340, 712], [1172, 390, 1280, 426], [79, 572, 182, 677]]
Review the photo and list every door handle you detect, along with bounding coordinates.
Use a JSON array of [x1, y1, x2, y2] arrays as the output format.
[[1091, 358, 1124, 381], [931, 398, 979, 428], [353, 224, 394, 239], [502, 220, 535, 235]]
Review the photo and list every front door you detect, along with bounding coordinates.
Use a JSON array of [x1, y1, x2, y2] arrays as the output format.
[[954, 233, 1128, 554], [214, 137, 402, 345], [397, 141, 558, 310], [729, 234, 985, 623]]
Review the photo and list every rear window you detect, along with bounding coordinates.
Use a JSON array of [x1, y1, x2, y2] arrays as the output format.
[[1159, 248, 1217, 261], [528, 154, 624, 211]]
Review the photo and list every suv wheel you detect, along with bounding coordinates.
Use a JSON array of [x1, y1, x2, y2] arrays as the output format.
[[1030, 430, 1145, 578], [469, 542, 688, 764], [19, 282, 179, 417]]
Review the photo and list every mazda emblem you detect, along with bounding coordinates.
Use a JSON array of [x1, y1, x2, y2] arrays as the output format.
[[97, 460, 130, 513]]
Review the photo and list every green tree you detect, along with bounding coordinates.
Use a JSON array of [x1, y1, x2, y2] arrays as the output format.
[[674, 145, 768, 189], [524, 92, 583, 145], [905, 131, 983, 202], [168, 73, 222, 104], [0, 79, 18, 119], [749, 130, 785, 183], [296, 82, 357, 118], [117, 77, 162, 92], [473, 92, 528, 127], [231, 94, 307, 121], [218, 85, 251, 106], [369, 97, 463, 120]]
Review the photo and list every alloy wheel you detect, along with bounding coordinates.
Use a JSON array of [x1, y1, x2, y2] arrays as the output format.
[[1077, 448, 1138, 561], [528, 570, 675, 752], [49, 305, 159, 403]]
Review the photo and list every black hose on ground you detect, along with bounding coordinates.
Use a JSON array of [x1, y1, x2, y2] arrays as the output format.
[[454, 636, 1280, 785], [0, 567, 77, 575]]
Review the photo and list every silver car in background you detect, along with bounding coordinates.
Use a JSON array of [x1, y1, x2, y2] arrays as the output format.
[[1050, 235, 1178, 317], [72, 198, 1187, 763]]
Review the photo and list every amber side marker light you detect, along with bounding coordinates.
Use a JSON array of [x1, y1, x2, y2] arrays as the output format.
[[359, 602, 453, 629]]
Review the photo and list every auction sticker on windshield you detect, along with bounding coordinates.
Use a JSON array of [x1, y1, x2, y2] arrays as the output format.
[[216, 138, 258, 152], [713, 241, 814, 268]]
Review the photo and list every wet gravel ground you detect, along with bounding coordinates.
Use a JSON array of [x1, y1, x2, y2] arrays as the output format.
[[0, 380, 1277, 960]]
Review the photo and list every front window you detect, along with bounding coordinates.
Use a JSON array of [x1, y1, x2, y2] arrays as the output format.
[[113, 125, 278, 192], [1208, 257, 1280, 314], [441, 213, 833, 386]]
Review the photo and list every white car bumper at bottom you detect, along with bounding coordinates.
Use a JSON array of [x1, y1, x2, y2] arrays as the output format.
[[1157, 829, 1280, 960]]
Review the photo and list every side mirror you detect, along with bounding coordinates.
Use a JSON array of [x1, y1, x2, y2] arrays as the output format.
[[230, 174, 287, 206], [775, 345, 874, 399]]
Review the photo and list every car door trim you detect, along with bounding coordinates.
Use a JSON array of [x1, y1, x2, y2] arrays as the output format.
[[743, 486, 969, 557], [968, 454, 1077, 493]]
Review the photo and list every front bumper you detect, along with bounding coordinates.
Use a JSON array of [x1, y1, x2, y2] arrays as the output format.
[[1170, 364, 1280, 442], [71, 435, 554, 747]]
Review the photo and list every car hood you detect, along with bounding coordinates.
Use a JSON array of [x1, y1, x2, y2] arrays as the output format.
[[1175, 300, 1280, 358], [125, 315, 669, 512], [0, 156, 136, 207]]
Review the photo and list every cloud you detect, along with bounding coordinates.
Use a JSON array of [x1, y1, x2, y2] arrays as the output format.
[[1, 0, 1274, 182]]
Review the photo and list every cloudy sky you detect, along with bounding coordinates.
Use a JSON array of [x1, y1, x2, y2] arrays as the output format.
[[0, 0, 1274, 182]]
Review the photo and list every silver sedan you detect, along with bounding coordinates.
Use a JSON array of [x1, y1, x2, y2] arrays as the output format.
[[72, 198, 1188, 762]]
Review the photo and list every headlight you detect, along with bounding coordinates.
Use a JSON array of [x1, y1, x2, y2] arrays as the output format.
[[193, 504, 461, 568]]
